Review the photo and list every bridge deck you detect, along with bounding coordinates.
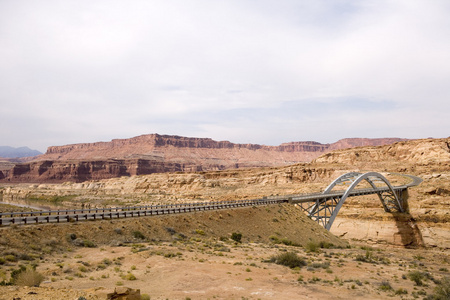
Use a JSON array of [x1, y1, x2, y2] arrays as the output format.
[[0, 173, 421, 228]]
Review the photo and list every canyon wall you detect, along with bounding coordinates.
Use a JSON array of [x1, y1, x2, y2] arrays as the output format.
[[41, 134, 406, 160], [0, 134, 407, 183]]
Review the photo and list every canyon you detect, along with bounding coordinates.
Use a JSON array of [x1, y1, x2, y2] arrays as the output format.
[[0, 137, 449, 299], [0, 134, 406, 183], [2, 137, 449, 249]]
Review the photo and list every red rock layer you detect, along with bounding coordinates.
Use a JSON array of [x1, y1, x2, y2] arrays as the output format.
[[1, 134, 408, 183]]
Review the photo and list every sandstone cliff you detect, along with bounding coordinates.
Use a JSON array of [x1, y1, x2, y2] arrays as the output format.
[[314, 138, 450, 172], [0, 134, 407, 183], [1, 159, 194, 183], [41, 134, 406, 161]]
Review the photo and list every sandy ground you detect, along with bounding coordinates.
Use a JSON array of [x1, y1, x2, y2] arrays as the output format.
[[1, 239, 449, 299]]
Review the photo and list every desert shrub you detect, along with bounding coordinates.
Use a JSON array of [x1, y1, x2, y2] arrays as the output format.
[[310, 261, 330, 269], [319, 241, 334, 249], [174, 233, 187, 241], [355, 250, 374, 263], [78, 266, 88, 273], [195, 229, 205, 235], [83, 240, 96, 248], [395, 288, 408, 295], [413, 254, 424, 261], [305, 241, 319, 253], [0, 257, 5, 265], [67, 233, 77, 241], [5, 255, 17, 262], [9, 266, 26, 283], [280, 238, 300, 247], [309, 276, 321, 283], [164, 253, 177, 258], [269, 252, 307, 269], [165, 227, 176, 235], [43, 237, 59, 247], [132, 231, 145, 239], [427, 276, 450, 300], [269, 235, 280, 243], [231, 232, 242, 243], [141, 294, 151, 300], [360, 245, 374, 251], [13, 267, 44, 287], [72, 238, 96, 247], [125, 273, 136, 281], [0, 269, 6, 281], [408, 270, 426, 286], [18, 253, 34, 261], [379, 280, 393, 291]]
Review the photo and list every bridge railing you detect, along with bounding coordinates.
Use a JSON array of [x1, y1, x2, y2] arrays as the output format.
[[0, 198, 286, 226]]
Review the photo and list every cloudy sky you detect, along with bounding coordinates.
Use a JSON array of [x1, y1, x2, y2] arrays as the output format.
[[1, 0, 449, 152]]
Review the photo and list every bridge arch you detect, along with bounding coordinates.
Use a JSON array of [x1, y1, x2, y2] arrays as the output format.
[[308, 172, 404, 230]]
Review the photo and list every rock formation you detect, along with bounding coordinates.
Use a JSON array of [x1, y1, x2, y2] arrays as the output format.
[[1, 137, 449, 248], [0, 134, 407, 183], [314, 138, 450, 172], [41, 134, 406, 161]]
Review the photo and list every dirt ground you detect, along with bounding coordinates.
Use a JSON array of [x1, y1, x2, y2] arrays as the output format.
[[0, 204, 449, 299], [1, 238, 449, 299]]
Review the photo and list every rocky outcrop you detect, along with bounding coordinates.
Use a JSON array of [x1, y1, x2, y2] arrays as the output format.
[[314, 138, 450, 169], [1, 159, 188, 183], [107, 287, 141, 300], [41, 134, 406, 161], [328, 137, 409, 150], [331, 213, 450, 249]]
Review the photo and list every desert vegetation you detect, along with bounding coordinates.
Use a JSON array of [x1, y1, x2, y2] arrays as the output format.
[[0, 137, 449, 298], [0, 202, 449, 299]]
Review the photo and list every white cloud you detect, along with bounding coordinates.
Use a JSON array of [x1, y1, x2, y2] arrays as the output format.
[[1, 0, 449, 151]]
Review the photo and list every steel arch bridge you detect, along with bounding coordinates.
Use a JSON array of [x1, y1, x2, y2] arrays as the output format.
[[288, 172, 415, 230]]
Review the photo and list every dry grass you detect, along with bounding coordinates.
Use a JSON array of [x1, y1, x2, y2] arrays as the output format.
[[14, 268, 44, 287]]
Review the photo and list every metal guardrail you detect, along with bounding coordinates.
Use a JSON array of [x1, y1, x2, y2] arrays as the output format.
[[0, 199, 283, 226]]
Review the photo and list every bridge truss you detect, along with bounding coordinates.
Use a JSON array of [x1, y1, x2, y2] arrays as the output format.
[[296, 172, 406, 230]]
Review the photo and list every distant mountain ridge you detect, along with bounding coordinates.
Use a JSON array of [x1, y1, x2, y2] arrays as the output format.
[[0, 134, 408, 183], [0, 146, 42, 158], [40, 134, 407, 160]]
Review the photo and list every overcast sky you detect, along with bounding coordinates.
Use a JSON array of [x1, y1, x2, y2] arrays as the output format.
[[1, 0, 449, 152]]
